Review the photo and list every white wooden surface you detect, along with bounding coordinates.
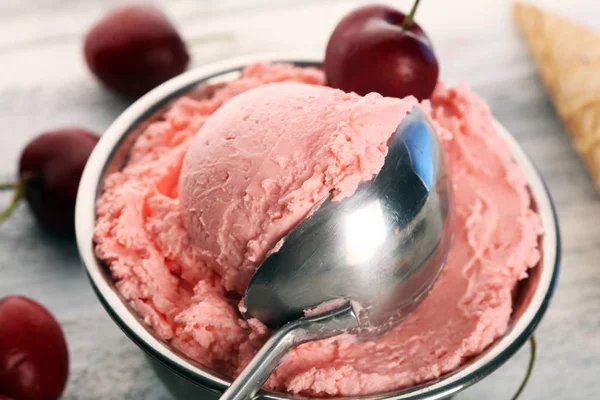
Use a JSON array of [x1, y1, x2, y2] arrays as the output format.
[[1, 0, 599, 398]]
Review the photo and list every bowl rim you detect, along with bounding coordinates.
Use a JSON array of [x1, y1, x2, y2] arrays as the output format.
[[75, 52, 561, 400]]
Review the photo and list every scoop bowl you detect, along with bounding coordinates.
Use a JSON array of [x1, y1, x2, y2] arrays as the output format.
[[245, 106, 453, 330], [220, 106, 453, 400], [75, 53, 560, 400]]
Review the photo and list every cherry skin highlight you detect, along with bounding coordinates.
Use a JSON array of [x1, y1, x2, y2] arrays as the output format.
[[324, 4, 439, 101]]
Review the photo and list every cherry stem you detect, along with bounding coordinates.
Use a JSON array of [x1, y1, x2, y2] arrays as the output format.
[[511, 335, 537, 400], [0, 182, 16, 191], [0, 181, 24, 225], [402, 0, 421, 30]]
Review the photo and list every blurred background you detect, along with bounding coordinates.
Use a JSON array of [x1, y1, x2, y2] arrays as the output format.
[[2, 0, 600, 174], [0, 0, 599, 399]]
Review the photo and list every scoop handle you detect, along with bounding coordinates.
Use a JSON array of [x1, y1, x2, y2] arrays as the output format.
[[220, 302, 358, 400]]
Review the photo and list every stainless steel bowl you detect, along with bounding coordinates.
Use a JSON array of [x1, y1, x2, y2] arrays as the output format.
[[75, 53, 560, 400]]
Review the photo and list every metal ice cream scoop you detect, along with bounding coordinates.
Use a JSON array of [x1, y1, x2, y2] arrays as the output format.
[[220, 106, 454, 400]]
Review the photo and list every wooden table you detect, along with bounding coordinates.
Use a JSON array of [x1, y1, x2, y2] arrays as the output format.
[[1, 0, 599, 398]]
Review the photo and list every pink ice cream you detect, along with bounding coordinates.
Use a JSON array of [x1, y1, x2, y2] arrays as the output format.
[[179, 82, 416, 294], [94, 62, 541, 396]]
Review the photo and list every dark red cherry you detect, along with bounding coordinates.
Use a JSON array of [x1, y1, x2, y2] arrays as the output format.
[[324, 1, 439, 101], [0, 296, 69, 400], [0, 128, 99, 235], [19, 128, 99, 235], [84, 4, 190, 98]]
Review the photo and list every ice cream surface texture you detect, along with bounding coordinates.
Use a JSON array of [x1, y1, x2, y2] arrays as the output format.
[[179, 81, 416, 294], [94, 62, 541, 396]]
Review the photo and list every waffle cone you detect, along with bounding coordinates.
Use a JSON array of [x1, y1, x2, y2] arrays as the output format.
[[514, 2, 600, 188]]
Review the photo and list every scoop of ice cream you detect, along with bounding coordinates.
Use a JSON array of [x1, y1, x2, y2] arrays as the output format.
[[179, 82, 417, 293]]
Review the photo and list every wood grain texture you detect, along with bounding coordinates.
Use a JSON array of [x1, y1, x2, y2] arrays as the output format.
[[1, 0, 599, 399]]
